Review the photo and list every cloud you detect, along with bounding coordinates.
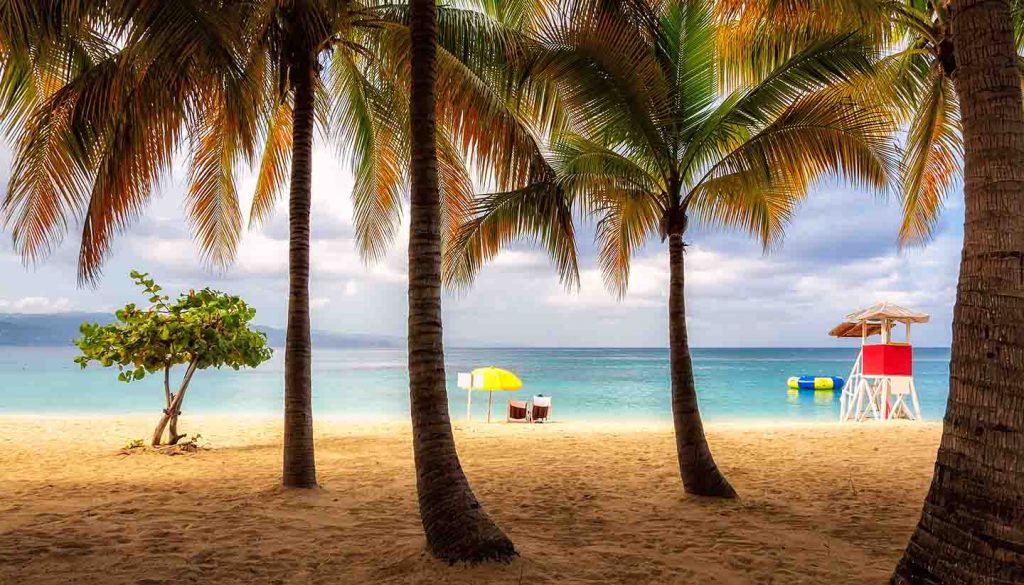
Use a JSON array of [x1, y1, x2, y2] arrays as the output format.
[[0, 140, 963, 347], [0, 296, 75, 313]]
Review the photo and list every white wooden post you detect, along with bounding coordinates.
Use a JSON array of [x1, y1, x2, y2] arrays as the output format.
[[487, 391, 494, 423], [910, 379, 922, 420], [881, 378, 890, 421], [458, 372, 473, 422], [841, 349, 863, 422]]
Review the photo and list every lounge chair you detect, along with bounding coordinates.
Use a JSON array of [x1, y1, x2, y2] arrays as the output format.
[[507, 399, 529, 422], [531, 395, 551, 423]]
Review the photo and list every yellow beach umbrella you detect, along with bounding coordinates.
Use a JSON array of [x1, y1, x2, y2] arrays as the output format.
[[458, 366, 522, 422]]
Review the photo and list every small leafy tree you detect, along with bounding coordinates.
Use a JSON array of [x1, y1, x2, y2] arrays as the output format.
[[75, 271, 273, 446]]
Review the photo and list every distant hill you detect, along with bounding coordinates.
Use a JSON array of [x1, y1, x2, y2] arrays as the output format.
[[259, 328, 400, 349], [0, 312, 113, 346], [0, 312, 400, 349]]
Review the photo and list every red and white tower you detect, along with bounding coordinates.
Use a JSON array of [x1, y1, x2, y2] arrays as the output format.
[[829, 302, 930, 422]]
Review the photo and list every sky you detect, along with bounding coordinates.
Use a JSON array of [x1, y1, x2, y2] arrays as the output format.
[[0, 140, 963, 348]]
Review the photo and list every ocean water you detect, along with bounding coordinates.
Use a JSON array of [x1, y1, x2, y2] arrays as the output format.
[[0, 347, 951, 423]]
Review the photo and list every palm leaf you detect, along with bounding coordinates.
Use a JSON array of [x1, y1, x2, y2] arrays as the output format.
[[249, 98, 294, 228], [443, 182, 579, 291], [897, 70, 960, 245], [185, 85, 244, 269], [726, 88, 891, 187], [687, 168, 801, 250], [592, 188, 662, 297]]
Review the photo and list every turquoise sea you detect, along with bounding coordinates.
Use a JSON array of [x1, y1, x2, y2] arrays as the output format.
[[0, 347, 951, 422]]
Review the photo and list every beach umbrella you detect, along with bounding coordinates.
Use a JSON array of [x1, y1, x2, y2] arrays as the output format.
[[457, 366, 522, 423]]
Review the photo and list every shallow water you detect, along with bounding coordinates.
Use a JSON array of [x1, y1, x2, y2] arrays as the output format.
[[0, 347, 950, 422]]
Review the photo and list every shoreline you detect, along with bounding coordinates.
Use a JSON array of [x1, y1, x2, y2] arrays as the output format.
[[0, 410, 941, 427]]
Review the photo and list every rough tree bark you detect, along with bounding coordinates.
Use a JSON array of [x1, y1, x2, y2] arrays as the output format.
[[407, 0, 516, 563], [891, 0, 1024, 582], [281, 40, 318, 488], [668, 221, 736, 498]]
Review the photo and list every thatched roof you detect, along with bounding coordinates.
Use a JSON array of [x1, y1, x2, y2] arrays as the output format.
[[828, 302, 930, 338]]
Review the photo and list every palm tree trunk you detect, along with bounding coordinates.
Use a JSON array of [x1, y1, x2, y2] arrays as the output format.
[[281, 53, 317, 489], [668, 230, 736, 498], [407, 0, 515, 562], [892, 0, 1024, 582]]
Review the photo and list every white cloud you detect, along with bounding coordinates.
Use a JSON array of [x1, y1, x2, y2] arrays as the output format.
[[0, 142, 964, 347], [0, 296, 74, 313], [491, 250, 546, 268]]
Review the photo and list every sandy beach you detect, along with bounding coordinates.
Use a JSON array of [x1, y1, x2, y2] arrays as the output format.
[[0, 414, 941, 584]]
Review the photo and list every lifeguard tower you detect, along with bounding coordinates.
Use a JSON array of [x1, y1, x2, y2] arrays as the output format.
[[829, 302, 929, 422]]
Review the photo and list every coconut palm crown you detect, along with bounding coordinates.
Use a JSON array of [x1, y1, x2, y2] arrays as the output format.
[[716, 0, 1024, 245]]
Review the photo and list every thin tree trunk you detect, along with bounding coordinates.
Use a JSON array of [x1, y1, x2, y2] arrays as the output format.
[[668, 230, 736, 498], [407, 0, 515, 562], [281, 49, 317, 489], [151, 361, 198, 447], [167, 361, 199, 446], [152, 366, 173, 446], [892, 0, 1024, 582]]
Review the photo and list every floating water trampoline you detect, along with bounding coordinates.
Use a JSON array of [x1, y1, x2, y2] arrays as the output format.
[[787, 375, 844, 391]]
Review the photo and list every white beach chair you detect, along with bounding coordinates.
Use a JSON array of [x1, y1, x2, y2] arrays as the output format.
[[530, 396, 552, 423]]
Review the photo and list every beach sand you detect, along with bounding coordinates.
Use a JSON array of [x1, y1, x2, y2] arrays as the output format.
[[0, 414, 940, 584]]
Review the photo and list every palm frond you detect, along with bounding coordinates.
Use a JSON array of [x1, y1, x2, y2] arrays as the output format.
[[662, 0, 716, 140], [2, 81, 92, 264], [185, 86, 244, 268], [77, 63, 188, 284], [249, 98, 294, 228], [898, 70, 960, 245], [530, 0, 675, 174], [688, 87, 895, 222], [443, 182, 579, 291], [329, 41, 409, 263], [592, 188, 662, 297], [714, 0, 902, 90], [687, 168, 801, 250], [679, 33, 883, 186], [549, 133, 662, 200], [437, 127, 475, 254]]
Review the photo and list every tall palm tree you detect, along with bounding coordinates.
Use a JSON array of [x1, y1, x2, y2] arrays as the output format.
[[0, 0, 352, 489], [0, 0, 552, 494], [405, 0, 516, 562], [716, 0, 1024, 577], [890, 0, 1024, 581], [445, 0, 895, 498]]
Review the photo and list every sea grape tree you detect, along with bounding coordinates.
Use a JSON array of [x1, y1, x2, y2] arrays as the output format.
[[75, 271, 272, 446]]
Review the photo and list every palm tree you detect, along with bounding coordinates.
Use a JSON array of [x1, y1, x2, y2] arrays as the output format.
[[0, 0, 552, 495], [405, 0, 516, 562], [890, 0, 1024, 581], [0, 0, 351, 489], [445, 0, 895, 498], [716, 1, 1024, 577]]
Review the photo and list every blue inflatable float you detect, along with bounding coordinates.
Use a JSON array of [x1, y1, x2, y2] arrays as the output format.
[[787, 375, 844, 391]]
